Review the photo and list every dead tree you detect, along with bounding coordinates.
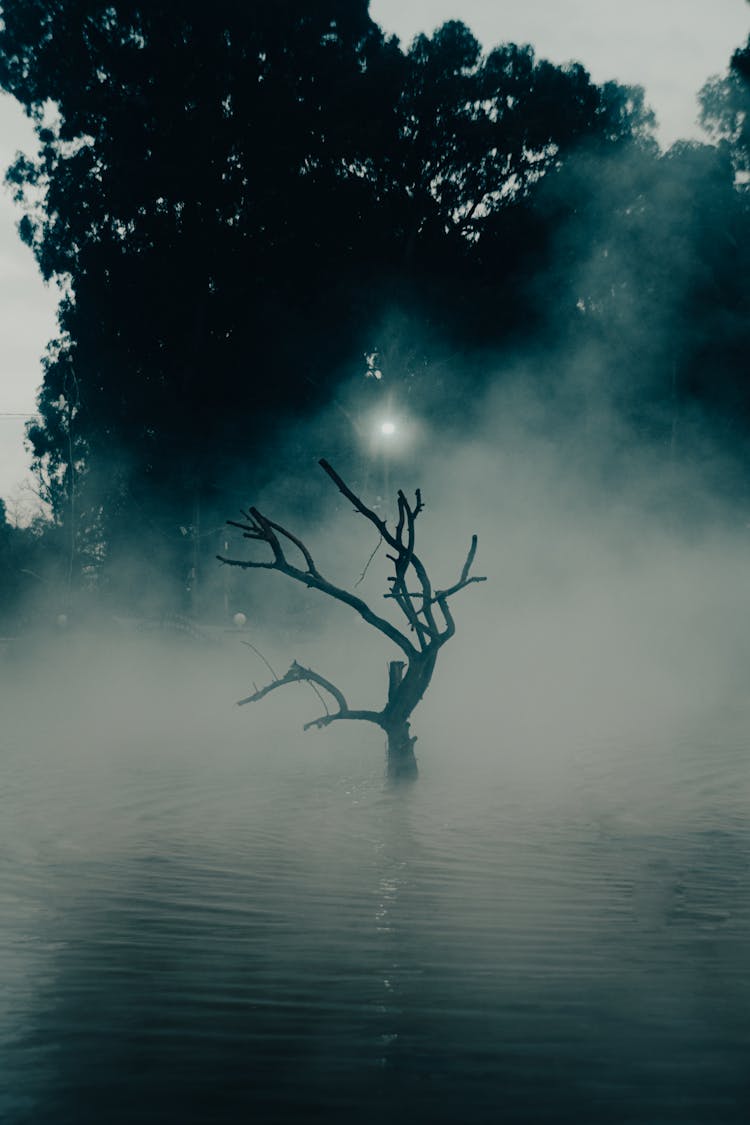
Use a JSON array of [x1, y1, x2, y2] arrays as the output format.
[[217, 459, 485, 780]]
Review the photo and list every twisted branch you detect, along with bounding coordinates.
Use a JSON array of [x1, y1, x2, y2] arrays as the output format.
[[221, 461, 485, 651], [237, 660, 382, 731], [218, 493, 418, 659], [219, 461, 487, 747]]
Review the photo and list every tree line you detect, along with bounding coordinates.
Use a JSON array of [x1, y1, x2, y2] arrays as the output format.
[[0, 1, 748, 626]]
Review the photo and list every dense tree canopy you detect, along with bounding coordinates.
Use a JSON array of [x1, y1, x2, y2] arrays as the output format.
[[701, 33, 750, 175], [1, 2, 747, 615]]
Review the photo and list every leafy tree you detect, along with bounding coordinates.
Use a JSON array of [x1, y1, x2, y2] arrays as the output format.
[[700, 34, 750, 176], [0, 499, 25, 626], [0, 500, 10, 615], [0, 5, 655, 612], [515, 131, 750, 500], [1, 0, 385, 604], [0, 499, 62, 629], [383, 25, 653, 265]]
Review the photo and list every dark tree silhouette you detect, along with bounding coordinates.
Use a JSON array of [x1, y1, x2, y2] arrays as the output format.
[[0, 500, 63, 630], [0, 0, 386, 605], [217, 460, 485, 780], [0, 4, 654, 611], [700, 34, 750, 175]]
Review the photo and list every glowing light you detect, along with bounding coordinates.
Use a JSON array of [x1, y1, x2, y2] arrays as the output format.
[[380, 421, 396, 436]]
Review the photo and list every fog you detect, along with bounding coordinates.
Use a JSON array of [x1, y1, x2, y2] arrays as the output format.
[[4, 132, 750, 1120], [5, 385, 750, 1120], [7, 201, 749, 815], [7, 369, 750, 768]]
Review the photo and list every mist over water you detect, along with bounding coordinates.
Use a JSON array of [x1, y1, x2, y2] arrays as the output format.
[[3, 399, 750, 1123], [2, 4, 749, 1117]]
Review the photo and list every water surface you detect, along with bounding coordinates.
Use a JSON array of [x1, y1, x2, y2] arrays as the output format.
[[2, 643, 749, 1123]]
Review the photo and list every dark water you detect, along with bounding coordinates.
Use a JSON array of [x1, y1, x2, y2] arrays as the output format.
[[2, 645, 750, 1124]]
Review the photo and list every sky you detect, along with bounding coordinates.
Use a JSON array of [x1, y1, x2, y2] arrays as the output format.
[[0, 0, 748, 511], [371, 0, 750, 145], [0, 96, 57, 516]]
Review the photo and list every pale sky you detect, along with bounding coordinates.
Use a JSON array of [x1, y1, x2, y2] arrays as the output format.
[[371, 0, 750, 145], [0, 96, 58, 513], [1, 0, 748, 509]]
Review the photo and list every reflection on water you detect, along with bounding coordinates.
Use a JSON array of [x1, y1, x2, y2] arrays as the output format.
[[1, 649, 750, 1124]]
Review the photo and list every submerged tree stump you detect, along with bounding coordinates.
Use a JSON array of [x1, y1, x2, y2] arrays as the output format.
[[385, 723, 418, 781]]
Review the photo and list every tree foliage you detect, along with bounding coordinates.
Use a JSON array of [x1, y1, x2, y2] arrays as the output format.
[[700, 35, 750, 175], [2, 3, 747, 613]]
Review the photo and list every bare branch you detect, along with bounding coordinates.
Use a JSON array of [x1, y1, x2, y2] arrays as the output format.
[[385, 490, 438, 646], [395, 494, 406, 543], [435, 574, 487, 600], [226, 518, 258, 534], [435, 593, 456, 640], [434, 535, 486, 602], [262, 517, 319, 575], [389, 495, 428, 645], [319, 459, 399, 549], [216, 555, 276, 570], [317, 461, 444, 645], [237, 669, 295, 707], [428, 534, 485, 636], [241, 640, 279, 682], [218, 531, 418, 658], [237, 660, 382, 731], [393, 489, 441, 638], [382, 530, 485, 641], [249, 508, 285, 564], [355, 534, 383, 588], [237, 660, 346, 709], [461, 534, 478, 582], [303, 708, 383, 730]]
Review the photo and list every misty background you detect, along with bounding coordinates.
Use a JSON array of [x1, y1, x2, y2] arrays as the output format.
[[0, 1, 749, 629], [2, 3, 750, 1123]]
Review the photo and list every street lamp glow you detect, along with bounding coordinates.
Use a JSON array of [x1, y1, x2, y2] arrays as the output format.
[[380, 420, 396, 436]]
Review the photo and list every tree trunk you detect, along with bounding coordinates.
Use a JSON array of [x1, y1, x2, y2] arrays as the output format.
[[385, 721, 418, 781], [383, 658, 423, 781]]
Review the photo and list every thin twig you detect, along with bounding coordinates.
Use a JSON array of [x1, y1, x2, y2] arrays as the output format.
[[306, 679, 330, 715], [460, 534, 478, 583], [434, 575, 487, 600], [355, 535, 383, 587], [241, 640, 279, 682]]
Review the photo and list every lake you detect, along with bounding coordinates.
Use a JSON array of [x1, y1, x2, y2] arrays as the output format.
[[1, 636, 749, 1124]]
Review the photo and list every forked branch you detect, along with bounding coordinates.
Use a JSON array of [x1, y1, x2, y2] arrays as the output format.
[[238, 660, 382, 731], [218, 460, 486, 779], [218, 493, 418, 659], [219, 460, 485, 651], [319, 459, 484, 645]]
